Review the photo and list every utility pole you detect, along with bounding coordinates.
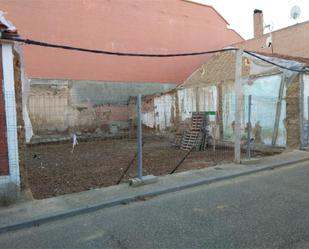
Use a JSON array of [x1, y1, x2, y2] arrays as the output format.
[[234, 49, 243, 163]]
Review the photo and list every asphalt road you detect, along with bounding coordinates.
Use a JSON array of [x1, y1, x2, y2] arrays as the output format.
[[1, 161, 309, 249]]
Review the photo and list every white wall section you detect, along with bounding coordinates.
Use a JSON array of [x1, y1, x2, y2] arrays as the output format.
[[2, 43, 20, 186]]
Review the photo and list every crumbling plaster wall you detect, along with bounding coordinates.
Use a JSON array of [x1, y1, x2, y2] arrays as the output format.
[[0, 43, 27, 204], [183, 51, 303, 148], [13, 48, 28, 190], [28, 79, 176, 136], [130, 86, 218, 133], [135, 51, 304, 148]]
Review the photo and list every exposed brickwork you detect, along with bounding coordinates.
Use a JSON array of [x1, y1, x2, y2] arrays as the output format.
[[183, 51, 303, 148], [253, 10, 263, 38], [13, 49, 28, 189], [235, 21, 309, 58], [0, 117, 9, 175], [183, 51, 250, 87], [0, 45, 9, 176], [286, 75, 301, 149]]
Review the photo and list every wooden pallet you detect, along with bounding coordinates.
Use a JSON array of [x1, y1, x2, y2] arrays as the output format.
[[180, 114, 204, 151], [172, 133, 184, 148]]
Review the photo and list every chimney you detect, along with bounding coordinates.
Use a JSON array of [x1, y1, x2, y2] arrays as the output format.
[[253, 9, 263, 38]]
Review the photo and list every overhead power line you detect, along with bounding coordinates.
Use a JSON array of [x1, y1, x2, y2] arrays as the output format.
[[244, 51, 306, 73], [1, 36, 308, 73], [2, 37, 237, 57]]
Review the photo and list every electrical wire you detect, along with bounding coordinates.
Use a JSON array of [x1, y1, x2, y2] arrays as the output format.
[[2, 37, 237, 57], [243, 50, 307, 73], [2, 36, 308, 73]]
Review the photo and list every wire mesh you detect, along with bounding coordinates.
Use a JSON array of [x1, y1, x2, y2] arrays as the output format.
[[242, 95, 286, 159], [23, 91, 137, 199], [0, 86, 295, 199], [0, 93, 19, 178], [139, 93, 234, 176]]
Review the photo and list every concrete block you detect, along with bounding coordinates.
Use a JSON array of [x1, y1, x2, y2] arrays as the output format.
[[0, 182, 20, 206], [129, 175, 158, 187], [241, 158, 261, 165]]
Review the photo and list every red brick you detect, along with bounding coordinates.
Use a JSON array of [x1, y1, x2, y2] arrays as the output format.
[[235, 21, 309, 58], [0, 45, 9, 176]]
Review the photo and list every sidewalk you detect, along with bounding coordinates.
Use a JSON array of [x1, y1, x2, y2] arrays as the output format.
[[0, 150, 309, 234]]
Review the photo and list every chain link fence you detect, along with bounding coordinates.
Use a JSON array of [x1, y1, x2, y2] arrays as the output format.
[[135, 91, 235, 177], [24, 91, 138, 199], [1, 86, 292, 199], [241, 94, 287, 161]]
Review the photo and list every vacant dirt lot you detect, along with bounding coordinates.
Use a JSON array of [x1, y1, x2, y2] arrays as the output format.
[[26, 137, 257, 199]]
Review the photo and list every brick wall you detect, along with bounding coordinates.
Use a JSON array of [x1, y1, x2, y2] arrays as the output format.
[[0, 45, 9, 175], [235, 21, 309, 58], [183, 51, 251, 87], [286, 75, 301, 148], [182, 50, 303, 148]]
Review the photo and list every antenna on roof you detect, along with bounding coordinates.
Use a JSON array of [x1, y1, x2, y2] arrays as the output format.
[[264, 20, 274, 51], [290, 5, 301, 21], [264, 21, 274, 33]]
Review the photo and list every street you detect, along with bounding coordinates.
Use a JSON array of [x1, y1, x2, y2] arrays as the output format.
[[1, 161, 309, 249]]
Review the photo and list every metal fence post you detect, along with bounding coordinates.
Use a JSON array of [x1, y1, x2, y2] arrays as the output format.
[[137, 94, 143, 179], [307, 96, 309, 144], [246, 95, 252, 159], [234, 49, 243, 163]]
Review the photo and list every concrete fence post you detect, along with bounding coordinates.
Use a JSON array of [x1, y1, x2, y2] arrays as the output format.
[[246, 95, 252, 159], [307, 96, 309, 144]]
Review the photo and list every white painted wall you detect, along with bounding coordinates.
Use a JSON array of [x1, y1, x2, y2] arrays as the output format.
[[141, 86, 218, 131], [177, 88, 196, 121], [0, 43, 20, 187], [142, 94, 175, 131], [303, 74, 309, 120]]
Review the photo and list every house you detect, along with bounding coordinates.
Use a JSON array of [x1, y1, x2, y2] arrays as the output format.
[[131, 50, 309, 150], [0, 12, 29, 203], [235, 9, 309, 58], [0, 0, 243, 138]]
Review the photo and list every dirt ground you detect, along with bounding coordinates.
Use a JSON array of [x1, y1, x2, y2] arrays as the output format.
[[25, 137, 262, 199]]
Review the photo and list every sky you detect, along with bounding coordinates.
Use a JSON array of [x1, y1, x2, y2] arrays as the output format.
[[193, 0, 309, 39]]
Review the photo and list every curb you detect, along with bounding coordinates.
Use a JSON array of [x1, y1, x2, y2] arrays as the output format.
[[0, 156, 309, 234]]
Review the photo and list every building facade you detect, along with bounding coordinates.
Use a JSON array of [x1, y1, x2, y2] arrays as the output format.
[[133, 51, 309, 150], [0, 0, 242, 84], [0, 0, 243, 138], [235, 10, 309, 58]]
